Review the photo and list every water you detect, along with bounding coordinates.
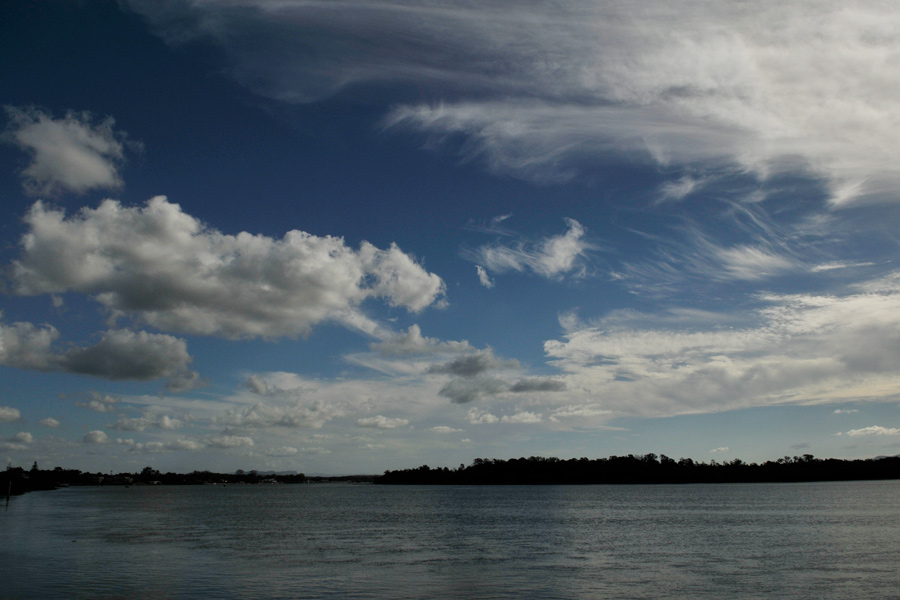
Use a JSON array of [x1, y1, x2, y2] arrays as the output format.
[[2, 481, 899, 599]]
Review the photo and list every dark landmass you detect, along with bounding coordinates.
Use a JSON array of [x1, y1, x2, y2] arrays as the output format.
[[376, 454, 900, 485], [2, 465, 307, 497]]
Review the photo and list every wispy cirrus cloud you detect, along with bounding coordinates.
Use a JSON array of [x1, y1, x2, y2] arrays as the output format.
[[463, 217, 595, 281], [127, 0, 900, 203]]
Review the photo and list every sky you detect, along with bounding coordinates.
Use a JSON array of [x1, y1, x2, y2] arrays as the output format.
[[2, 0, 900, 475]]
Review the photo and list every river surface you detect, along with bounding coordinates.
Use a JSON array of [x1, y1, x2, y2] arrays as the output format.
[[2, 481, 899, 599]]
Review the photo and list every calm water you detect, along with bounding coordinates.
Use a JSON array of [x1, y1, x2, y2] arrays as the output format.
[[2, 481, 899, 599]]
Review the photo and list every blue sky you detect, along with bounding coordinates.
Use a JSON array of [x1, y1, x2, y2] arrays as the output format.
[[2, 0, 900, 474]]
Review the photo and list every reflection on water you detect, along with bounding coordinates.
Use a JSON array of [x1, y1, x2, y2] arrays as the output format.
[[2, 481, 899, 599]]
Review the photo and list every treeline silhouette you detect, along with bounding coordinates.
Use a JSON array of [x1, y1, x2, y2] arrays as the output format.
[[2, 464, 306, 496], [376, 454, 900, 485]]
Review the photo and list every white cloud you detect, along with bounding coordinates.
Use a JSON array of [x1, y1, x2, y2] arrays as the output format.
[[357, 415, 409, 429], [9, 432, 33, 444], [834, 409, 859, 414], [10, 198, 445, 339], [129, 0, 900, 203], [500, 411, 542, 424], [475, 265, 494, 288], [544, 272, 900, 418], [429, 425, 463, 433], [76, 393, 121, 413], [39, 417, 60, 427], [464, 218, 593, 279], [83, 430, 108, 444], [116, 438, 204, 453], [466, 407, 499, 424], [842, 426, 900, 437], [710, 447, 730, 453], [0, 406, 21, 422], [3, 106, 131, 196], [204, 435, 254, 449], [109, 412, 184, 432], [368, 324, 472, 356]]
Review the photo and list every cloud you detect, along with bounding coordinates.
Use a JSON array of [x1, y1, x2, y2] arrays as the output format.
[[841, 426, 900, 437], [3, 106, 131, 196], [109, 412, 184, 432], [834, 409, 859, 414], [204, 435, 254, 449], [38, 417, 60, 427], [129, 0, 900, 203], [429, 425, 463, 433], [76, 393, 121, 413], [368, 324, 471, 356], [59, 329, 199, 384], [83, 430, 108, 444], [509, 378, 566, 393], [11, 432, 33, 444], [466, 407, 499, 424], [0, 317, 201, 388], [463, 218, 593, 279], [475, 265, 494, 288], [428, 349, 517, 377], [500, 411, 542, 424], [710, 447, 730, 453], [0, 318, 59, 371], [116, 438, 203, 453], [544, 271, 900, 418], [0, 406, 21, 422], [438, 376, 508, 404], [10, 198, 445, 339], [357, 415, 409, 429]]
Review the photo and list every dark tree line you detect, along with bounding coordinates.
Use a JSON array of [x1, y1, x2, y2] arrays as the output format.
[[376, 454, 900, 485], [2, 463, 306, 496]]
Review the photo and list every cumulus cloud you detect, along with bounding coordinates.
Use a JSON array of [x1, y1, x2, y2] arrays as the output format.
[[76, 393, 121, 413], [60, 329, 199, 383], [357, 415, 409, 429], [464, 218, 593, 279], [369, 324, 471, 356], [841, 426, 900, 437], [204, 435, 254, 449], [109, 412, 184, 432], [0, 406, 21, 422], [3, 106, 131, 196], [10, 198, 445, 339], [429, 425, 463, 433], [12, 432, 33, 444], [466, 407, 499, 424], [116, 438, 203, 453], [0, 317, 201, 388], [500, 411, 542, 424], [83, 430, 108, 444], [39, 417, 60, 427], [544, 271, 900, 419]]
